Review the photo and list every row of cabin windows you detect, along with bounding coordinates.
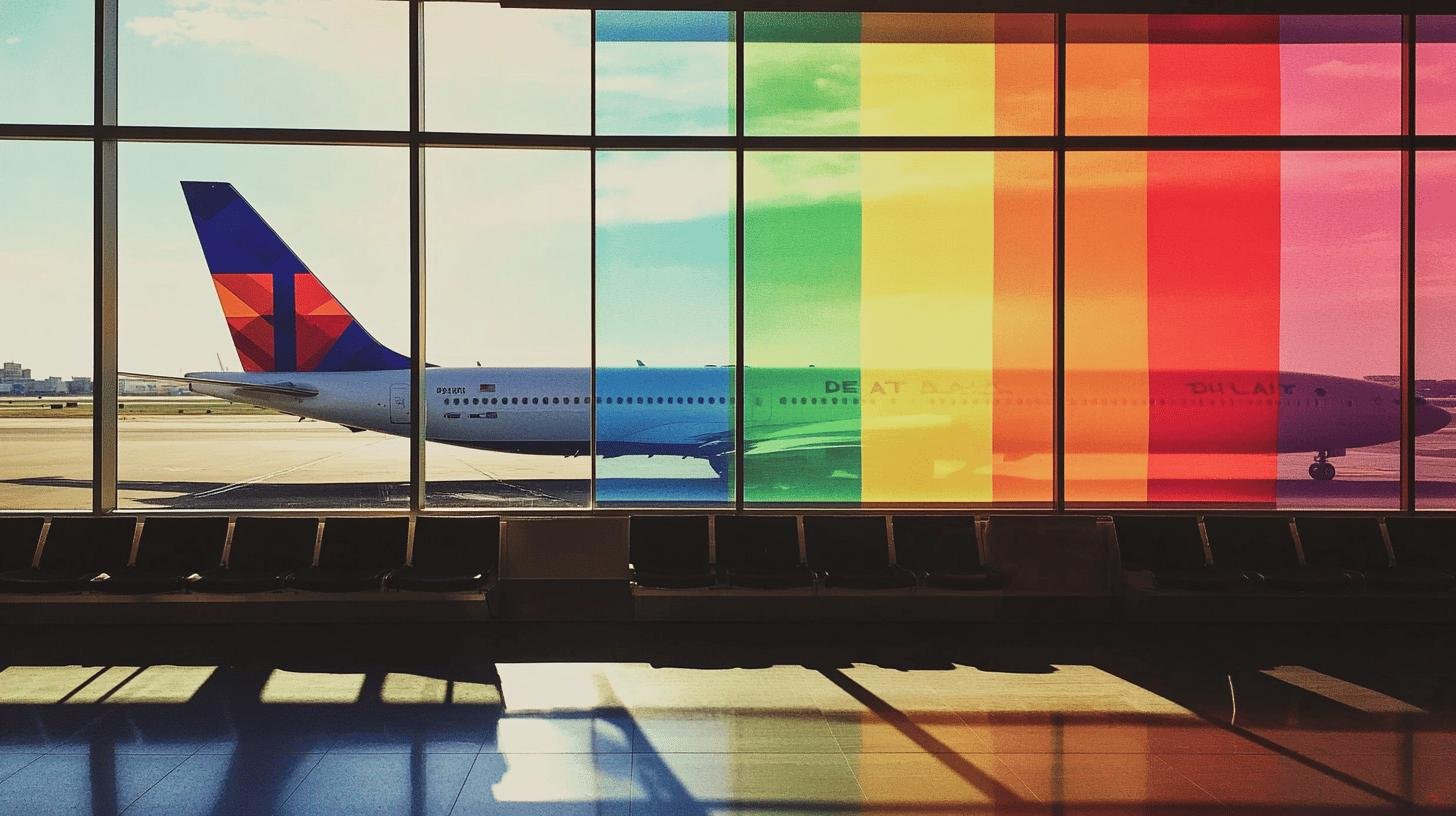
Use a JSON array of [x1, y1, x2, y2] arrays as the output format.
[[443, 396, 735, 407], [444, 395, 1371, 409], [775, 396, 1374, 408], [780, 396, 860, 406]]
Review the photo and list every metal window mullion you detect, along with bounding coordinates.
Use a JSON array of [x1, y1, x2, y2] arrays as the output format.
[[1053, 11, 1067, 512], [409, 0, 426, 513], [590, 9, 598, 509], [734, 9, 746, 512], [93, 0, 118, 515], [1402, 11, 1417, 514]]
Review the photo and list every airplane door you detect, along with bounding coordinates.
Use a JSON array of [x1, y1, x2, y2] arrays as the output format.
[[389, 384, 409, 425]]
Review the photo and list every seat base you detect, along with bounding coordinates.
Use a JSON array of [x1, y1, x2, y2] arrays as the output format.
[[385, 568, 486, 593], [95, 569, 189, 595], [289, 569, 388, 593], [190, 571, 286, 593], [1361, 567, 1456, 593], [633, 569, 716, 589], [924, 570, 1009, 591], [0, 570, 99, 594], [822, 567, 917, 590], [722, 567, 815, 589], [1154, 567, 1250, 592], [1257, 567, 1359, 592]]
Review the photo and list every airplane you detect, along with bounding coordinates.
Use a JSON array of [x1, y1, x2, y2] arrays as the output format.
[[124, 181, 1453, 485]]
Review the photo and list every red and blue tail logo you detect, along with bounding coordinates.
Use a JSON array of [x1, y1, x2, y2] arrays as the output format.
[[181, 181, 408, 373]]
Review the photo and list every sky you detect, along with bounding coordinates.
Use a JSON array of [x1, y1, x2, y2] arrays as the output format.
[[2, 3, 1455, 380]]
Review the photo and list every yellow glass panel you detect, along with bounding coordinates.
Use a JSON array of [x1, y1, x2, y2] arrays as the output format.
[[861, 42, 994, 135], [861, 152, 995, 502]]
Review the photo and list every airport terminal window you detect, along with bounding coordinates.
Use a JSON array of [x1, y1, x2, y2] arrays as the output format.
[[116, 142, 409, 510], [745, 12, 1054, 136], [744, 151, 1054, 505], [595, 11, 735, 135], [424, 2, 589, 135], [595, 151, 735, 506], [0, 140, 92, 510], [119, 0, 407, 130], [1417, 152, 1456, 508], [1067, 15, 1402, 135], [424, 147, 590, 508], [5, 2, 1456, 515], [1065, 151, 1401, 508], [0, 0, 92, 124], [1419, 17, 1456, 133]]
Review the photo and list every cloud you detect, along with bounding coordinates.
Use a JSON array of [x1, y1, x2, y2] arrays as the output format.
[[124, 0, 401, 76], [422, 4, 589, 132], [596, 152, 733, 226], [1304, 59, 1401, 81]]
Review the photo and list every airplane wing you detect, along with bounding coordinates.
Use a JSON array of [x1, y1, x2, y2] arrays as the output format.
[[118, 372, 319, 399], [747, 432, 861, 456], [744, 418, 861, 456]]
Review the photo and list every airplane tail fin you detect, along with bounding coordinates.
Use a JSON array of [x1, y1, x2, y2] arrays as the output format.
[[180, 181, 407, 373]]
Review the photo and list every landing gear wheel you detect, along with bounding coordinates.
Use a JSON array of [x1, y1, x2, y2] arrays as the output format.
[[1308, 461, 1336, 481]]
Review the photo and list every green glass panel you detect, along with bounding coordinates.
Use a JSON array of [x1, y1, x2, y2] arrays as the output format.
[[745, 13, 860, 136], [744, 152, 861, 503]]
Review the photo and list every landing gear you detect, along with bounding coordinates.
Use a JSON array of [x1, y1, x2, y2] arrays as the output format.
[[1309, 451, 1336, 481]]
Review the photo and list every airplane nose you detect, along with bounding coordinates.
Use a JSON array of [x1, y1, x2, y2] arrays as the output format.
[[1417, 401, 1452, 437]]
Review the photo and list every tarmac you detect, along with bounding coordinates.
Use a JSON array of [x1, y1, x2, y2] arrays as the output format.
[[2, 413, 1455, 511]]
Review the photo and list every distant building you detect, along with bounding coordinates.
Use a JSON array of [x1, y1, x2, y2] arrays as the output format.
[[29, 377, 66, 395], [1, 362, 31, 382], [68, 377, 92, 395], [118, 378, 161, 396]]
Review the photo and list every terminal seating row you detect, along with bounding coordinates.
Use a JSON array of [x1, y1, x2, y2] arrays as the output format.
[[629, 515, 1007, 591], [0, 516, 498, 595], [1115, 515, 1456, 594]]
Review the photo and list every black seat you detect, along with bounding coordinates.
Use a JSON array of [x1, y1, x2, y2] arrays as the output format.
[[0, 516, 136, 594], [804, 516, 915, 589], [192, 517, 317, 593], [1383, 516, 1456, 590], [629, 516, 715, 589], [1385, 516, 1456, 569], [99, 516, 229, 595], [1205, 515, 1357, 592], [386, 516, 497, 592], [0, 517, 44, 574], [1299, 516, 1455, 593], [290, 516, 407, 592], [1113, 515, 1250, 591], [892, 515, 1007, 590], [715, 515, 813, 589]]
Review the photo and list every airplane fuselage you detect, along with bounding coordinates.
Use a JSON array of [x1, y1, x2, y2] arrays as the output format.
[[181, 367, 1452, 470]]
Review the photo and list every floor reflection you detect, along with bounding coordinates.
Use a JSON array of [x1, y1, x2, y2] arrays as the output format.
[[0, 626, 1454, 814]]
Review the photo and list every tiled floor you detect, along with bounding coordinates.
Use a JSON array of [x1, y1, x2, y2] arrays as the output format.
[[1, 627, 1454, 814]]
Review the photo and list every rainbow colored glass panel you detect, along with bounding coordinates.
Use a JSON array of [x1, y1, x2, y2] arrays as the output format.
[[1066, 152, 1401, 507], [1067, 15, 1401, 135], [745, 13, 1053, 136], [1418, 17, 1456, 134], [744, 152, 1053, 505], [595, 11, 735, 135]]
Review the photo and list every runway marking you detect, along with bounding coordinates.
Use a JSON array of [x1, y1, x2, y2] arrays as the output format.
[[183, 438, 391, 502], [450, 456, 571, 504]]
